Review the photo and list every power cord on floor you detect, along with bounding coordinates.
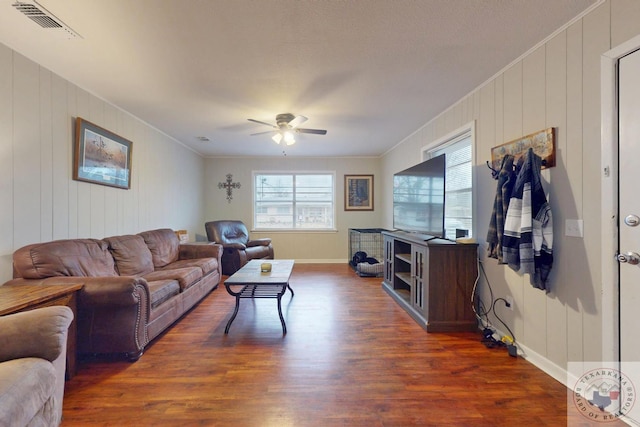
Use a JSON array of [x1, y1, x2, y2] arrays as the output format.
[[474, 259, 518, 357], [492, 297, 518, 357], [481, 327, 506, 349]]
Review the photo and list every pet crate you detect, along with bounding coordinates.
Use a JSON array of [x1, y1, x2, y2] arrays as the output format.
[[348, 228, 388, 277]]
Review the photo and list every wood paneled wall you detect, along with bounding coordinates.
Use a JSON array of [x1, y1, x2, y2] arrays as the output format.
[[0, 46, 206, 283], [382, 0, 640, 379]]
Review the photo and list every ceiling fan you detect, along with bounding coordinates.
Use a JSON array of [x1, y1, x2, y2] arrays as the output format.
[[248, 113, 327, 145]]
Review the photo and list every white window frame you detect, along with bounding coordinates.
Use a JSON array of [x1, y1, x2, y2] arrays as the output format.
[[252, 171, 336, 232], [420, 121, 475, 239]]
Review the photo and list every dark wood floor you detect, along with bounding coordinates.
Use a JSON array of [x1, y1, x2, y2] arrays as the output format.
[[62, 264, 620, 426]]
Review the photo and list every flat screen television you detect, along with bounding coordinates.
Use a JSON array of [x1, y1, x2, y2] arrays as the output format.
[[393, 154, 446, 238]]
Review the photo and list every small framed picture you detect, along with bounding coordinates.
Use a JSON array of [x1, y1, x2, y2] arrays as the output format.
[[345, 175, 374, 211], [73, 118, 133, 189]]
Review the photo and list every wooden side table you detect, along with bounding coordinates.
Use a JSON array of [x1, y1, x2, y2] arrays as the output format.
[[0, 283, 84, 380]]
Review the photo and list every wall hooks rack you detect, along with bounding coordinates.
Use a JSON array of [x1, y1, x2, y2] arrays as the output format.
[[487, 157, 548, 180], [488, 127, 556, 178]]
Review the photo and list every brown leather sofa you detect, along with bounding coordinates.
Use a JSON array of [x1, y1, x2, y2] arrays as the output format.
[[205, 220, 273, 275], [5, 228, 222, 361]]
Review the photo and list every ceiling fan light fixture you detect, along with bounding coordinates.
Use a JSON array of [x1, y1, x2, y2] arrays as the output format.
[[283, 131, 295, 145], [249, 113, 324, 146]]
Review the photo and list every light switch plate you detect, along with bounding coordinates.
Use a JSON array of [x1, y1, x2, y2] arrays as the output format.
[[565, 219, 584, 238]]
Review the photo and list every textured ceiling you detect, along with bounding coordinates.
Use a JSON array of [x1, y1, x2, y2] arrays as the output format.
[[0, 0, 599, 157]]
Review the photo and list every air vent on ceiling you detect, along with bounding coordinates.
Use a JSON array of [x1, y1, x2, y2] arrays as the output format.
[[12, 1, 82, 39]]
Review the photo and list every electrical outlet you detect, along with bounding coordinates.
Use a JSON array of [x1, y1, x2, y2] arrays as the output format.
[[505, 296, 514, 310]]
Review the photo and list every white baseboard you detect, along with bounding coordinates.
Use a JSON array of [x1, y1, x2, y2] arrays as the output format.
[[516, 342, 576, 388], [488, 326, 575, 388]]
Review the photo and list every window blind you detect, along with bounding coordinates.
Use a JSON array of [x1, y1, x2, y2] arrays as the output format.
[[429, 135, 473, 239]]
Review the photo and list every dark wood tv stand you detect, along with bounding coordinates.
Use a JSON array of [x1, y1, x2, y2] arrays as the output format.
[[381, 230, 478, 332]]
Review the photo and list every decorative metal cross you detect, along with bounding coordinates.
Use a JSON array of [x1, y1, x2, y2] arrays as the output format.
[[218, 173, 241, 203]]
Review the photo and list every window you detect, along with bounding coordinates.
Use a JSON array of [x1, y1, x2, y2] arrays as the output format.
[[254, 172, 335, 230], [424, 124, 474, 239]]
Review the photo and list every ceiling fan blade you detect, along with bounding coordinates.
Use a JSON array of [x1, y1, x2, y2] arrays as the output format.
[[288, 115, 308, 129], [250, 130, 276, 136], [297, 128, 327, 135], [248, 118, 276, 128]]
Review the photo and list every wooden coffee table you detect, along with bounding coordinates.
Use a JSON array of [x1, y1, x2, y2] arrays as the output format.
[[224, 259, 294, 334]]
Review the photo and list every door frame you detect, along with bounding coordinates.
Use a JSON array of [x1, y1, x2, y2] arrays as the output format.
[[601, 34, 640, 363]]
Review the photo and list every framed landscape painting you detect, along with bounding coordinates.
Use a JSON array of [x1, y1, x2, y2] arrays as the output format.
[[345, 174, 374, 211], [73, 118, 132, 189]]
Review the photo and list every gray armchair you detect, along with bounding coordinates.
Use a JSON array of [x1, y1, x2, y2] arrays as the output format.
[[0, 305, 73, 427], [205, 220, 274, 275]]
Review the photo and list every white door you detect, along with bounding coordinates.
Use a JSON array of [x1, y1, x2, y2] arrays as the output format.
[[618, 47, 640, 425]]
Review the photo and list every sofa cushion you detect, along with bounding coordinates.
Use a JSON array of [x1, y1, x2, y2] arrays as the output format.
[[12, 239, 117, 279], [104, 235, 155, 276], [146, 279, 180, 309], [138, 229, 180, 268], [0, 358, 56, 427], [143, 267, 203, 291], [163, 258, 218, 276]]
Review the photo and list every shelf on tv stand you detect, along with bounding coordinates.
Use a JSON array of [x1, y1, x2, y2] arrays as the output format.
[[395, 272, 412, 286], [394, 288, 411, 304], [395, 253, 411, 263]]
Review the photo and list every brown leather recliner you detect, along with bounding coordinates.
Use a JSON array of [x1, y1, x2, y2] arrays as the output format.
[[205, 220, 274, 275]]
